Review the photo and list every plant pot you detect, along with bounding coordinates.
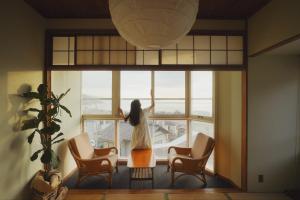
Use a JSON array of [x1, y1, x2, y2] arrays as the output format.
[[30, 170, 67, 200]]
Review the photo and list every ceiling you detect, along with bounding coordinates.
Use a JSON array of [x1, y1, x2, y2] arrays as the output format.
[[25, 0, 271, 19]]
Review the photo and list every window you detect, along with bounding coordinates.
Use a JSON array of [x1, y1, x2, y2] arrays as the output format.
[[119, 121, 133, 157], [81, 71, 112, 114], [49, 34, 244, 69], [191, 71, 213, 117], [81, 70, 214, 161], [121, 71, 151, 113], [190, 121, 214, 171], [155, 71, 185, 115], [150, 120, 187, 159], [84, 120, 115, 148]]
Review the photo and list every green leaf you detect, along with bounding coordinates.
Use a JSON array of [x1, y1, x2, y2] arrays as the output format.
[[51, 132, 64, 142], [40, 127, 54, 135], [23, 92, 39, 99], [24, 108, 40, 113], [21, 118, 38, 130], [51, 92, 57, 100], [58, 88, 71, 101], [52, 138, 64, 145], [37, 84, 47, 97], [48, 107, 58, 116], [53, 118, 62, 123], [51, 150, 60, 169], [59, 105, 72, 117], [40, 149, 51, 164], [37, 110, 45, 121], [27, 130, 36, 144], [50, 122, 60, 132], [30, 149, 43, 161]]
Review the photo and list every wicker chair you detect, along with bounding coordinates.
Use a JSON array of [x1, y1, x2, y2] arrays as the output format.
[[68, 133, 118, 188], [167, 132, 215, 186]]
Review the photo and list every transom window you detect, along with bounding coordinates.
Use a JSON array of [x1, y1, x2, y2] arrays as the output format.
[[49, 33, 244, 68]]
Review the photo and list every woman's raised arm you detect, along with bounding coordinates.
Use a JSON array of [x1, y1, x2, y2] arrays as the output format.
[[144, 89, 155, 112], [118, 107, 125, 120]]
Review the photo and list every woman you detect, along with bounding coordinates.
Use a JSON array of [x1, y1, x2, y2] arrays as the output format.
[[118, 90, 154, 149]]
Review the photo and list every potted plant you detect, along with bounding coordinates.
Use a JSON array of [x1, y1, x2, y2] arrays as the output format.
[[21, 84, 71, 200]]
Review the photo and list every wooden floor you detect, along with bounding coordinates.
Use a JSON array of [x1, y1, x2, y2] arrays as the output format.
[[65, 189, 293, 200]]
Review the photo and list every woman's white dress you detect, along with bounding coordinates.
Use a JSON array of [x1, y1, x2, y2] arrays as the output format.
[[130, 107, 152, 149]]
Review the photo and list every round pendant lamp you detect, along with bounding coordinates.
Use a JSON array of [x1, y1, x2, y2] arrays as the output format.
[[109, 0, 199, 49]]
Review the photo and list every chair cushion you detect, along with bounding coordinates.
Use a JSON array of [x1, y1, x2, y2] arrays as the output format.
[[191, 133, 214, 159], [168, 153, 191, 167], [73, 133, 94, 159], [94, 152, 118, 168]]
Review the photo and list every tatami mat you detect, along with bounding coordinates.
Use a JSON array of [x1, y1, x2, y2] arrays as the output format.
[[168, 193, 228, 200], [65, 190, 294, 200], [228, 193, 292, 200], [105, 193, 165, 200]]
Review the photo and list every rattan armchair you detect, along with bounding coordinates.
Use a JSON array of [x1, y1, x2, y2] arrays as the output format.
[[167, 133, 215, 186], [68, 133, 118, 188]]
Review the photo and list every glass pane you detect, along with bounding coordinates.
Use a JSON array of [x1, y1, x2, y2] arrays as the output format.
[[127, 51, 136, 65], [94, 36, 109, 50], [52, 52, 68, 65], [211, 51, 226, 64], [178, 50, 193, 64], [84, 120, 115, 148], [81, 71, 112, 114], [94, 51, 109, 65], [211, 36, 226, 50], [190, 121, 214, 172], [69, 52, 74, 65], [155, 99, 185, 115], [155, 71, 185, 115], [191, 71, 213, 117], [228, 51, 243, 64], [150, 120, 187, 159], [144, 51, 159, 65], [121, 71, 151, 113], [194, 36, 210, 50], [53, 37, 69, 51], [194, 51, 210, 64], [110, 51, 126, 64], [155, 71, 185, 98], [119, 120, 133, 157], [110, 36, 126, 50], [228, 36, 243, 50], [177, 36, 193, 49], [136, 50, 143, 65], [77, 51, 93, 65], [162, 50, 176, 64], [77, 36, 93, 50]]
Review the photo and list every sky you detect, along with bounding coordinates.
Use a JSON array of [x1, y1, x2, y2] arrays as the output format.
[[82, 71, 212, 99]]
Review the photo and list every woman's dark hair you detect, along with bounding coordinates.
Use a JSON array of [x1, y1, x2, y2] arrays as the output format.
[[125, 99, 141, 126]]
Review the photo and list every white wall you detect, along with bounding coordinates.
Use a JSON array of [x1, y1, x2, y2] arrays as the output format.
[[0, 0, 45, 199], [248, 55, 300, 192], [51, 71, 82, 177], [216, 71, 242, 188], [248, 0, 300, 55]]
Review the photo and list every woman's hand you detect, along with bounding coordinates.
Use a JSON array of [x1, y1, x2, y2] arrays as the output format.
[[118, 107, 123, 115], [150, 89, 154, 99]]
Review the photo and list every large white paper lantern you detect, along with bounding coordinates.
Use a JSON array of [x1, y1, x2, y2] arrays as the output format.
[[109, 0, 199, 49]]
